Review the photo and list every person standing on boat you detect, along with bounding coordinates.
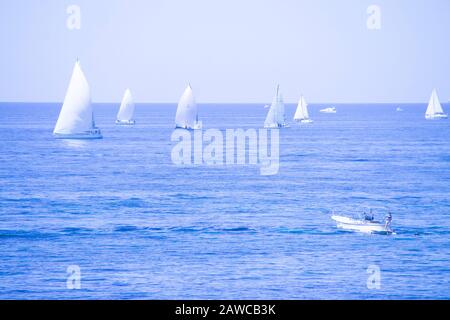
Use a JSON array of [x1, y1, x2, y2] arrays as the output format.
[[385, 212, 393, 229]]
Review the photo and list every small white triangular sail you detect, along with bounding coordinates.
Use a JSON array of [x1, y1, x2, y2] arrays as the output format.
[[294, 95, 310, 121], [264, 105, 276, 127], [175, 85, 201, 129], [264, 85, 286, 128], [426, 89, 445, 118], [117, 89, 135, 122], [54, 62, 96, 135], [275, 86, 286, 125]]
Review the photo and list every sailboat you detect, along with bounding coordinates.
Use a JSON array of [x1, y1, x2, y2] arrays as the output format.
[[116, 89, 135, 125], [294, 95, 313, 123], [425, 89, 448, 120], [175, 84, 202, 130], [53, 61, 102, 139], [264, 85, 288, 128]]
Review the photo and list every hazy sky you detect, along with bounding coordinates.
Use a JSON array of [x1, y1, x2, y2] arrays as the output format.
[[0, 0, 449, 103]]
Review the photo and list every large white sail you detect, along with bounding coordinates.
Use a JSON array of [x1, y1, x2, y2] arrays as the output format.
[[425, 89, 446, 119], [54, 61, 101, 138], [264, 85, 286, 128], [294, 95, 310, 121], [116, 89, 135, 123], [175, 85, 201, 129]]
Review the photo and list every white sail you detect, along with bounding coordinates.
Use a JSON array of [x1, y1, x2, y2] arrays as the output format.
[[294, 95, 310, 120], [175, 85, 201, 129], [264, 105, 276, 127], [426, 89, 445, 117], [54, 62, 98, 136], [264, 85, 286, 128], [116, 89, 135, 123]]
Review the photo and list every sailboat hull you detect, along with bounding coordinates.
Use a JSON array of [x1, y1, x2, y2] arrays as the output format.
[[116, 120, 136, 125], [264, 124, 288, 129], [53, 130, 103, 139], [295, 119, 313, 124], [175, 123, 202, 130], [425, 113, 448, 120]]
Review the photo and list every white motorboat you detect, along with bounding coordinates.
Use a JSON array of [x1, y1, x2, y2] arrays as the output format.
[[320, 107, 336, 113], [331, 214, 394, 235]]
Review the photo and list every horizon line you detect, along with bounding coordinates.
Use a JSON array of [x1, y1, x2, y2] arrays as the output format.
[[0, 101, 436, 105]]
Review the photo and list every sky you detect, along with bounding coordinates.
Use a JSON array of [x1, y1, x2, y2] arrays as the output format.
[[0, 0, 449, 103]]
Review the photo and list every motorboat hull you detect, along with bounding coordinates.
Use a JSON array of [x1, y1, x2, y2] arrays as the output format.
[[320, 108, 337, 114], [331, 215, 393, 235]]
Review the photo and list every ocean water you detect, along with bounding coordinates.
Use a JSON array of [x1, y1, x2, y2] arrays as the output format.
[[0, 102, 449, 300]]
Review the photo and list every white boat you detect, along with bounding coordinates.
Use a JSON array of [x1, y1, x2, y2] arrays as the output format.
[[53, 61, 102, 139], [331, 215, 393, 234], [294, 95, 313, 123], [175, 84, 202, 130], [116, 89, 135, 125], [320, 107, 336, 113], [425, 89, 448, 120], [264, 85, 288, 128], [396, 107, 403, 112]]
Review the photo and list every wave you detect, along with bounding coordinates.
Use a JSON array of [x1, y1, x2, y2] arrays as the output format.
[[114, 225, 163, 232], [0, 229, 58, 240], [168, 193, 216, 200], [113, 198, 148, 208]]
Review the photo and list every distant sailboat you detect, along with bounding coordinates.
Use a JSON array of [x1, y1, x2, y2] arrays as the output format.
[[294, 95, 313, 123], [425, 89, 448, 120], [53, 61, 102, 139], [116, 89, 135, 125], [264, 85, 288, 128], [320, 107, 336, 113], [175, 84, 201, 129]]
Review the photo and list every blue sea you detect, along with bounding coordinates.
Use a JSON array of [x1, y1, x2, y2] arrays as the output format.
[[0, 102, 449, 300]]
